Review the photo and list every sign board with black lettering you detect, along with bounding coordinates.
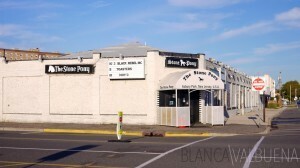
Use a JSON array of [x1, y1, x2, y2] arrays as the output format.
[[45, 65, 94, 74], [165, 57, 198, 68], [108, 59, 145, 79]]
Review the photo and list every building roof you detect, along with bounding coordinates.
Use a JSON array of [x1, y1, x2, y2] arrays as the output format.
[[62, 42, 161, 59]]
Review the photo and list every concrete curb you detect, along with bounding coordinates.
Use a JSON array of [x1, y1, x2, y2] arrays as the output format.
[[43, 128, 143, 136], [165, 132, 239, 137], [0, 127, 252, 137], [0, 127, 43, 132]]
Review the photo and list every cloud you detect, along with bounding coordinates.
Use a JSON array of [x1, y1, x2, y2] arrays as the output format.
[[168, 0, 241, 8], [275, 7, 300, 28], [226, 57, 264, 65], [36, 13, 58, 21], [0, 0, 63, 9], [0, 41, 9, 48], [220, 52, 241, 57], [212, 22, 275, 41], [0, 24, 23, 36], [254, 41, 300, 55], [0, 24, 63, 49], [88, 1, 111, 8], [159, 21, 208, 32]]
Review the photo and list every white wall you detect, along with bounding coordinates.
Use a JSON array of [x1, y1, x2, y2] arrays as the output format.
[[0, 52, 164, 125]]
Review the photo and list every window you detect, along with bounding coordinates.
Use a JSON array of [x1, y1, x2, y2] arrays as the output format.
[[177, 90, 189, 107], [159, 90, 189, 107], [159, 90, 176, 107]]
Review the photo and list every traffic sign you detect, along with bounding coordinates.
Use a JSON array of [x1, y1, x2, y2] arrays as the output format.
[[252, 77, 265, 91]]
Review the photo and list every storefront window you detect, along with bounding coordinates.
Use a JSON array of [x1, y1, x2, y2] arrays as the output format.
[[177, 90, 189, 107], [205, 91, 211, 106], [205, 90, 222, 106], [213, 90, 221, 106], [159, 90, 176, 107]]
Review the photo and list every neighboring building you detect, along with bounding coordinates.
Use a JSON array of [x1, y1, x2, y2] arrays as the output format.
[[206, 58, 258, 116], [0, 48, 65, 61], [0, 43, 262, 126]]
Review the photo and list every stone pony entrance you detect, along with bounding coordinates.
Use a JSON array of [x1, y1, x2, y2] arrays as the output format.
[[157, 69, 225, 127]]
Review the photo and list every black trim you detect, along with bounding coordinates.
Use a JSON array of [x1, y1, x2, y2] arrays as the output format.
[[159, 51, 200, 58]]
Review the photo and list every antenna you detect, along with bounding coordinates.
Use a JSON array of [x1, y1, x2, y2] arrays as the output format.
[[277, 71, 282, 91]]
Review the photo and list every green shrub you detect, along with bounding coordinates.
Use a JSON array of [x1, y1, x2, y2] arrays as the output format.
[[267, 102, 278, 109]]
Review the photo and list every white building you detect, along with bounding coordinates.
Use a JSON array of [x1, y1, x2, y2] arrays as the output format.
[[0, 43, 262, 126]]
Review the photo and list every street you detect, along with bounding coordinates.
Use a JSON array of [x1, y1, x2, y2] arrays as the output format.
[[0, 108, 299, 168]]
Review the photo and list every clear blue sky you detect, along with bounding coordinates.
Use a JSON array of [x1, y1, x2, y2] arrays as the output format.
[[1, 0, 299, 83]]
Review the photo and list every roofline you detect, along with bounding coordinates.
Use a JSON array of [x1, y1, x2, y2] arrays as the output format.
[[0, 48, 65, 55]]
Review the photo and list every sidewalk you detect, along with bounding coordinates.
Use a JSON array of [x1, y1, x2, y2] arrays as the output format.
[[225, 107, 286, 126], [0, 108, 285, 137]]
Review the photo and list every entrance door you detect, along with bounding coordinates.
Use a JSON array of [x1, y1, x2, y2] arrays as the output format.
[[190, 90, 199, 125]]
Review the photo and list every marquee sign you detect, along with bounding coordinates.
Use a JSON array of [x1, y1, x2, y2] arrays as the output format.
[[159, 70, 224, 90], [165, 57, 198, 68], [45, 65, 94, 74], [108, 59, 145, 79]]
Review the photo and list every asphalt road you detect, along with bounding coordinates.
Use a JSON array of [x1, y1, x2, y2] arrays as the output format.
[[0, 108, 299, 168]]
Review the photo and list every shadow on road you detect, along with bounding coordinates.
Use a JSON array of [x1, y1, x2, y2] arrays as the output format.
[[23, 145, 99, 168]]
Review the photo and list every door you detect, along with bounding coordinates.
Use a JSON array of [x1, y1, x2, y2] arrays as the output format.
[[190, 90, 199, 124]]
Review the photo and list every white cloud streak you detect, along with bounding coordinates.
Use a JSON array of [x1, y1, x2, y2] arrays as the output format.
[[254, 41, 300, 55], [168, 0, 241, 8], [212, 22, 275, 41], [0, 24, 63, 49], [88, 1, 111, 8], [226, 57, 264, 65], [275, 7, 300, 28], [0, 24, 24, 36], [159, 21, 208, 32], [0, 0, 63, 9]]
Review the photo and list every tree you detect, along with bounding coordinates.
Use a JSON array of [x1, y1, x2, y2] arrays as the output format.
[[281, 80, 300, 101]]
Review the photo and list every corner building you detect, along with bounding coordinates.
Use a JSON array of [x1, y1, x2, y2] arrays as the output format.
[[0, 43, 261, 126]]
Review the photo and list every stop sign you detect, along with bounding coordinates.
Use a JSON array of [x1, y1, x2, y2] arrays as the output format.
[[252, 78, 265, 91]]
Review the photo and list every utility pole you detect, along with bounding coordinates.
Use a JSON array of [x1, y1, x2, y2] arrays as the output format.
[[290, 85, 292, 104], [277, 71, 282, 94], [263, 91, 266, 123]]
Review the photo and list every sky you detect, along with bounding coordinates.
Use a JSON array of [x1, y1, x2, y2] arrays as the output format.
[[0, 0, 300, 83]]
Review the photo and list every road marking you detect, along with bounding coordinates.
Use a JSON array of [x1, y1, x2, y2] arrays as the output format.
[[20, 132, 41, 135], [0, 146, 162, 155], [243, 136, 265, 168], [0, 136, 187, 145], [0, 160, 124, 168], [270, 134, 300, 137], [0, 163, 29, 167], [253, 156, 300, 160], [135, 136, 214, 168]]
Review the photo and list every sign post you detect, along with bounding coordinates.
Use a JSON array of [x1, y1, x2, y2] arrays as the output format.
[[263, 91, 266, 123], [117, 111, 123, 140]]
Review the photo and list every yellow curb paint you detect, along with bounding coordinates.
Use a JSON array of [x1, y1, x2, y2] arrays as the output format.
[[43, 129, 143, 136], [123, 131, 143, 136]]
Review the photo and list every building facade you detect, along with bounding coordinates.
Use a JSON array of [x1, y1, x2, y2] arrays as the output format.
[[0, 48, 65, 61], [0, 43, 262, 126]]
